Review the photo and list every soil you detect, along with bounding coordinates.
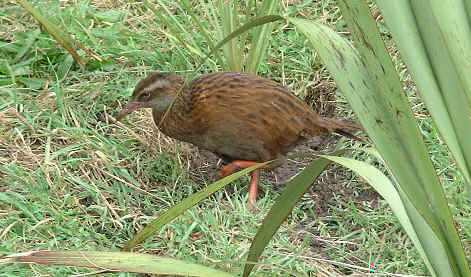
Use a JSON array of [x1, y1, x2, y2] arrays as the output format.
[[188, 134, 381, 217]]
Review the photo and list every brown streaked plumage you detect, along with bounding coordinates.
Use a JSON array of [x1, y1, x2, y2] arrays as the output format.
[[117, 72, 362, 206]]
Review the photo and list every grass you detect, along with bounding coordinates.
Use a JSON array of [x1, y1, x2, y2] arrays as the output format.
[[0, 0, 469, 276]]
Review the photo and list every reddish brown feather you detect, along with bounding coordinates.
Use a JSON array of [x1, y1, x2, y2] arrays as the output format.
[[133, 72, 361, 165]]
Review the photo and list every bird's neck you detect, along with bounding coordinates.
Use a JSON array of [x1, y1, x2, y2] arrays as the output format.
[[150, 94, 176, 123], [151, 89, 188, 137]]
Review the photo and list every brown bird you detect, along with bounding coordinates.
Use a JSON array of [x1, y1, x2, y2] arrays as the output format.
[[117, 72, 361, 206]]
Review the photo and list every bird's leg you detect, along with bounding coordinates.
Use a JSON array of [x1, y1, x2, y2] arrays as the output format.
[[217, 160, 262, 178], [247, 169, 260, 207], [217, 160, 264, 207]]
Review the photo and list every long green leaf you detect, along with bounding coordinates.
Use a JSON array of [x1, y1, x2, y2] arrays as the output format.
[[123, 162, 268, 251], [246, 0, 279, 74], [320, 154, 454, 276], [0, 250, 234, 277], [289, 0, 469, 276], [242, 151, 344, 277], [376, 0, 471, 188], [287, 1, 468, 273], [335, 1, 469, 274], [218, 0, 243, 71]]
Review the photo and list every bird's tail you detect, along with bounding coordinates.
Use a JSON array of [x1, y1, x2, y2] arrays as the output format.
[[321, 118, 365, 143]]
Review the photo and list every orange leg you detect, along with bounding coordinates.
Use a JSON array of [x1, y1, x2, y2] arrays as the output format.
[[218, 160, 262, 178], [247, 169, 260, 207], [217, 160, 264, 206]]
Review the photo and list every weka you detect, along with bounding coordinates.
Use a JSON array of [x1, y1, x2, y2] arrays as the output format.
[[117, 72, 361, 206]]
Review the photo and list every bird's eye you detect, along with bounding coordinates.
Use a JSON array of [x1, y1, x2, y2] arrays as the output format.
[[140, 92, 150, 101]]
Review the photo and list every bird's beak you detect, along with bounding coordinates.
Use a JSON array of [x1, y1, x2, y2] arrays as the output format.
[[116, 101, 141, 121]]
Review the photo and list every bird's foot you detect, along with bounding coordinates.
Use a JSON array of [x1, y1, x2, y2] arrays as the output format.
[[217, 160, 263, 207], [246, 169, 260, 209]]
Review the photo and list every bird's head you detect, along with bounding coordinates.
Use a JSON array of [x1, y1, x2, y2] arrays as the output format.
[[116, 72, 184, 121]]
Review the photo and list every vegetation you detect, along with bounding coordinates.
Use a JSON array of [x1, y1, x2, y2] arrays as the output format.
[[0, 0, 469, 276]]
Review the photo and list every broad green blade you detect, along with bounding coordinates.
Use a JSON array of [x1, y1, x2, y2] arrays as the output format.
[[242, 151, 344, 277], [337, 1, 469, 274], [123, 163, 268, 251], [16, 0, 85, 67], [0, 250, 234, 276], [321, 154, 455, 276], [285, 17, 439, 227], [288, 0, 469, 273], [377, 0, 471, 188]]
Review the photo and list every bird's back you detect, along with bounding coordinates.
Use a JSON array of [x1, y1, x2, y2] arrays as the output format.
[[161, 72, 330, 162]]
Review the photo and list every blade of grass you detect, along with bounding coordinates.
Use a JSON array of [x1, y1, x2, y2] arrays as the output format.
[[242, 150, 345, 277], [54, 85, 68, 124], [123, 162, 268, 251], [48, 143, 83, 162], [195, 15, 284, 72], [181, 0, 224, 67], [0, 250, 235, 277], [218, 0, 243, 71], [16, 0, 85, 67], [44, 118, 52, 164], [246, 0, 279, 74]]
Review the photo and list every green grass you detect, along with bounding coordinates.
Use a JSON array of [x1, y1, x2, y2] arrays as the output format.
[[0, 0, 469, 276]]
